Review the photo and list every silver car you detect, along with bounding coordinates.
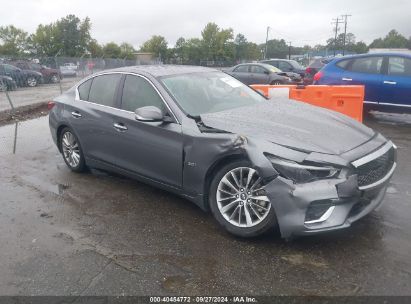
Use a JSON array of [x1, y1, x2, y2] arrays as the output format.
[[49, 65, 396, 238]]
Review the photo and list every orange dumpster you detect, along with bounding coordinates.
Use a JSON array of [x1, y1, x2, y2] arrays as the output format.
[[250, 84, 364, 122]]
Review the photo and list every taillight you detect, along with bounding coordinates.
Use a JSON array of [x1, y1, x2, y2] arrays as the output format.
[[305, 67, 312, 74], [47, 101, 56, 110], [313, 71, 323, 82]]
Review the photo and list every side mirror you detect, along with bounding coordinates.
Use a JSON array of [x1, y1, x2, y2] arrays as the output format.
[[264, 70, 270, 75], [135, 106, 167, 122]]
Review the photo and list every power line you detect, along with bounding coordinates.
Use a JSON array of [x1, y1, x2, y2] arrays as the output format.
[[341, 14, 352, 55], [264, 26, 270, 59], [331, 17, 343, 56]]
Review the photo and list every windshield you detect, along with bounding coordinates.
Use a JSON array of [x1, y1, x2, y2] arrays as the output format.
[[160, 72, 266, 116]]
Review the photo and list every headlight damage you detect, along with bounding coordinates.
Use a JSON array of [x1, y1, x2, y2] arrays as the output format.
[[265, 154, 340, 183]]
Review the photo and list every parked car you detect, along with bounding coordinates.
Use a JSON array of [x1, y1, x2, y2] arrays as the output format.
[[261, 59, 306, 77], [224, 63, 292, 85], [0, 63, 43, 87], [49, 65, 396, 239], [303, 57, 334, 84], [59, 65, 78, 77], [10, 60, 61, 83], [0, 75, 17, 91], [63, 62, 79, 70], [314, 53, 411, 112]]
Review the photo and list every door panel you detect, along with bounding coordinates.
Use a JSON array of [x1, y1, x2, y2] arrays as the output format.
[[110, 74, 184, 187], [249, 65, 270, 84], [380, 56, 411, 107], [342, 56, 384, 103], [108, 110, 183, 187], [230, 65, 250, 84]]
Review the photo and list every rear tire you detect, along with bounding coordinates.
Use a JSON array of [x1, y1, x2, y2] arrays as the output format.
[[59, 127, 86, 173], [209, 160, 278, 237]]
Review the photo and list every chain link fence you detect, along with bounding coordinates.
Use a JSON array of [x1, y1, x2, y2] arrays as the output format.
[[0, 55, 163, 114]]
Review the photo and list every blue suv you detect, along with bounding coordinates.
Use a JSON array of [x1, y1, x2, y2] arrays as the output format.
[[314, 53, 411, 112]]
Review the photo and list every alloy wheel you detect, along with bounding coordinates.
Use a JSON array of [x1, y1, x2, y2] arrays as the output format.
[[61, 131, 81, 168], [216, 167, 271, 228], [27, 77, 37, 87]]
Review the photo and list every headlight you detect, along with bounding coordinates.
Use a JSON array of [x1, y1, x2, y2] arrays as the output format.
[[266, 155, 339, 183]]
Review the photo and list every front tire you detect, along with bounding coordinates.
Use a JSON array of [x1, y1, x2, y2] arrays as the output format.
[[50, 74, 60, 83], [209, 160, 278, 237], [26, 76, 38, 87], [59, 128, 86, 172]]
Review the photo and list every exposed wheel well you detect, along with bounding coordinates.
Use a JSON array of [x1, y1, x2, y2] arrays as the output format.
[[203, 153, 248, 211]]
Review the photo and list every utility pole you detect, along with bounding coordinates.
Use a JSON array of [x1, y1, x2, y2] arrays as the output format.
[[331, 17, 342, 56], [341, 14, 352, 55], [288, 41, 292, 60], [264, 26, 270, 59]]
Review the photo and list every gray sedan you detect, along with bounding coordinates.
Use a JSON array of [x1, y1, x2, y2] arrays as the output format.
[[224, 63, 294, 85], [49, 65, 396, 238]]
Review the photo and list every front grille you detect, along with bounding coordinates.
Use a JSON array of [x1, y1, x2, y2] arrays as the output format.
[[355, 147, 395, 187]]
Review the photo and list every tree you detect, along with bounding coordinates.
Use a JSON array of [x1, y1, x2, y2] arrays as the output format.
[[103, 42, 122, 58], [200, 23, 234, 62], [369, 30, 409, 49], [174, 37, 186, 62], [0, 25, 30, 55], [31, 14, 92, 57], [140, 35, 168, 60], [120, 42, 136, 59], [234, 33, 248, 61], [263, 39, 289, 59], [88, 39, 103, 57]]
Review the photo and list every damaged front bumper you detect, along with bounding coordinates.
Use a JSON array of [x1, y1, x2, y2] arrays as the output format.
[[263, 142, 397, 239]]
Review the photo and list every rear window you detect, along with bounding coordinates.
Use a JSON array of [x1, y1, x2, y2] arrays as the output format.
[[336, 59, 351, 70], [88, 74, 122, 107], [78, 78, 92, 101], [349, 56, 383, 74], [234, 65, 249, 73]]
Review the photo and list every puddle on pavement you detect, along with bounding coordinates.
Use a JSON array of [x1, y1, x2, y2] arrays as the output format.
[[369, 111, 411, 125], [0, 116, 52, 156]]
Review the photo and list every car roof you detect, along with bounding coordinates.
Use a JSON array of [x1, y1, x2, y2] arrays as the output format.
[[263, 59, 295, 62], [335, 53, 411, 61], [106, 65, 218, 77]]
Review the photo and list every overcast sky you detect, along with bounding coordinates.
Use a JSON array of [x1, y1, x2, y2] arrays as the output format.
[[1, 0, 410, 48]]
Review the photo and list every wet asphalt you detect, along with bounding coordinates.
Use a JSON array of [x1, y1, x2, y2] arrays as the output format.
[[0, 113, 410, 296]]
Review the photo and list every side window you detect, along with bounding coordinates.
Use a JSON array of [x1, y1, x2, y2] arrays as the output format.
[[250, 65, 267, 74], [88, 74, 121, 107], [121, 75, 165, 112], [278, 61, 292, 71], [336, 59, 351, 70], [4, 64, 18, 73], [349, 56, 383, 74], [388, 57, 411, 76], [78, 78, 93, 101], [234, 65, 249, 73]]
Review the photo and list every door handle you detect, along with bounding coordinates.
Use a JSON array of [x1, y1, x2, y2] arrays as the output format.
[[71, 111, 82, 118], [383, 81, 397, 85], [113, 123, 128, 131], [342, 78, 352, 81]]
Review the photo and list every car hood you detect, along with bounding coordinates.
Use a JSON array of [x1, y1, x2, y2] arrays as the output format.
[[200, 98, 375, 155]]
